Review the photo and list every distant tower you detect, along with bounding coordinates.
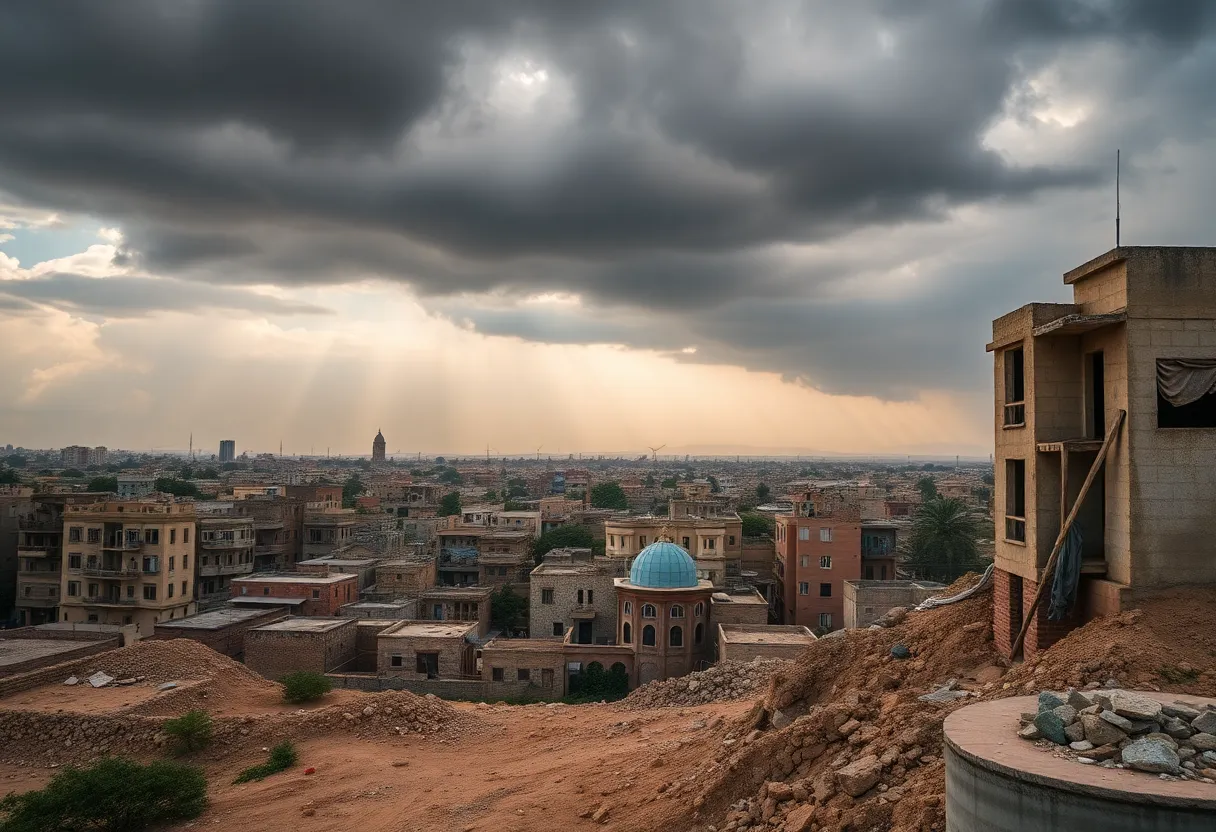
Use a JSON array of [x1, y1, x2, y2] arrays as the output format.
[[372, 429, 386, 463], [218, 439, 236, 463]]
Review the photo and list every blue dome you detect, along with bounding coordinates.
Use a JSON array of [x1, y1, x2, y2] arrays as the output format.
[[629, 540, 699, 588]]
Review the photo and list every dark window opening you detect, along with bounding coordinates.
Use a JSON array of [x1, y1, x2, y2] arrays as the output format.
[[642, 624, 656, 647], [1003, 347, 1026, 426], [819, 583, 832, 597], [1157, 358, 1216, 428], [1005, 459, 1026, 542], [1088, 351, 1106, 437], [416, 652, 439, 678]]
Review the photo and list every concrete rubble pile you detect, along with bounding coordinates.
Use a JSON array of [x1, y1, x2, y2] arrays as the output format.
[[618, 659, 793, 710], [1020, 686, 1216, 782]]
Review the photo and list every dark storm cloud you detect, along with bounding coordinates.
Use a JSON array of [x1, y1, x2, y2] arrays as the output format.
[[0, 274, 330, 318], [1, 0, 1214, 396]]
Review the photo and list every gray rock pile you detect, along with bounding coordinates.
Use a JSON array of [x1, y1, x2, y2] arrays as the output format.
[[618, 659, 792, 710], [1020, 688, 1216, 782]]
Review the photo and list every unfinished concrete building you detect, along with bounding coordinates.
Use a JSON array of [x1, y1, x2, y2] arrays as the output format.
[[376, 620, 477, 680], [988, 247, 1216, 658], [302, 505, 356, 558], [195, 506, 255, 609], [234, 495, 305, 571], [842, 580, 946, 629], [718, 624, 817, 663]]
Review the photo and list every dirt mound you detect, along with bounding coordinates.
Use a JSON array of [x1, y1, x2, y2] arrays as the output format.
[[673, 581, 1216, 832], [619, 659, 793, 710]]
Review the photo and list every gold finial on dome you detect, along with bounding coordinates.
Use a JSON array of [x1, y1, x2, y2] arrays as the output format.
[[657, 524, 674, 543]]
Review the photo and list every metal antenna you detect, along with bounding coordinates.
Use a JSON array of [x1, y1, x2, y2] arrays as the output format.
[[1116, 149, 1121, 248]]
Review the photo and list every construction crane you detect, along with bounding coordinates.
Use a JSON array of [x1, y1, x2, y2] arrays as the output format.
[[648, 444, 666, 462], [535, 445, 543, 461]]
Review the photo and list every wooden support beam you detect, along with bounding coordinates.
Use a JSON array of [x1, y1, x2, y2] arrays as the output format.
[[1010, 409, 1125, 660]]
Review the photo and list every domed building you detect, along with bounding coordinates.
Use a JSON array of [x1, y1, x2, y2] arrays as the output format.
[[372, 429, 386, 463], [614, 536, 714, 685]]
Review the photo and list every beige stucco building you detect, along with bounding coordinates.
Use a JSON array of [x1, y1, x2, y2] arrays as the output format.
[[58, 497, 198, 633], [988, 246, 1216, 658], [604, 501, 742, 586]]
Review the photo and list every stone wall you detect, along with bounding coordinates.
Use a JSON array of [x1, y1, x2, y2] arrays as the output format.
[[0, 635, 121, 681], [377, 631, 474, 679], [149, 609, 286, 658], [328, 672, 544, 701], [375, 560, 436, 597], [245, 619, 358, 679], [529, 568, 618, 642]]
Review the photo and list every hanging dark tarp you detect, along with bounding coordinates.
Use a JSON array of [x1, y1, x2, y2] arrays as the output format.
[[1156, 358, 1216, 406], [1048, 523, 1083, 621]]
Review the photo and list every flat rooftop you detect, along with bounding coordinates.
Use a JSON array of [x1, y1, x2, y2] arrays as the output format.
[[845, 580, 946, 589], [710, 589, 768, 605], [418, 587, 492, 599], [231, 572, 355, 584], [0, 638, 109, 669], [299, 557, 379, 567], [379, 621, 476, 639], [229, 596, 306, 606], [532, 564, 603, 576], [251, 617, 352, 634], [156, 607, 278, 630], [719, 624, 817, 646]]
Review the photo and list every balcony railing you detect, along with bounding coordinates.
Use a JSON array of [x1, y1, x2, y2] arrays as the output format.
[[16, 545, 55, 557], [199, 537, 251, 549], [1004, 515, 1026, 543], [199, 562, 254, 577], [1003, 401, 1026, 428], [81, 566, 142, 579], [102, 539, 143, 551], [18, 595, 59, 608], [79, 595, 138, 606], [253, 543, 287, 557]]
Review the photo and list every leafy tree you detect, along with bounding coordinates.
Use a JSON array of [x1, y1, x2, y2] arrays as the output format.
[[0, 757, 206, 832], [198, 467, 219, 480], [589, 482, 629, 510], [707, 475, 720, 493], [503, 500, 528, 511], [220, 461, 241, 471], [438, 491, 462, 517], [342, 474, 364, 507], [483, 490, 498, 501], [683, 469, 694, 482], [154, 478, 200, 498], [507, 484, 528, 498], [972, 486, 992, 505], [61, 468, 86, 479], [162, 710, 213, 755], [490, 585, 529, 633], [643, 473, 655, 487], [530, 523, 600, 563], [740, 512, 774, 538], [916, 476, 938, 502], [435, 456, 446, 465], [438, 468, 463, 485], [280, 672, 332, 704], [660, 477, 678, 489], [981, 472, 995, 486], [755, 483, 771, 503], [507, 477, 528, 487], [903, 497, 986, 583], [0, 470, 22, 485], [567, 661, 629, 702], [86, 475, 118, 492], [179, 465, 194, 480], [6, 455, 26, 468]]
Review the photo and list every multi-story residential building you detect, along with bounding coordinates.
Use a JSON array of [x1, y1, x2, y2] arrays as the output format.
[[59, 446, 106, 467], [477, 529, 533, 585], [603, 501, 743, 586], [59, 497, 198, 632], [117, 476, 156, 499], [3, 486, 36, 622], [195, 504, 256, 608], [218, 440, 236, 463], [302, 505, 356, 558], [529, 547, 622, 643], [13, 492, 107, 626], [987, 246, 1216, 659], [234, 495, 305, 570], [773, 490, 862, 633], [860, 520, 901, 581]]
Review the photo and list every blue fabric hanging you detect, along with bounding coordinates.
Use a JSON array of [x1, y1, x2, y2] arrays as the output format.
[[1048, 523, 1083, 621]]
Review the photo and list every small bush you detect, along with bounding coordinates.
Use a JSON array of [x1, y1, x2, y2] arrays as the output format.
[[233, 742, 298, 784], [0, 757, 206, 832], [280, 671, 332, 704], [162, 709, 213, 754]]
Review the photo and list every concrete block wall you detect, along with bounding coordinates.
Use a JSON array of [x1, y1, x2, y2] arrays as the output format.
[[327, 673, 549, 701], [244, 620, 358, 679], [377, 634, 472, 679]]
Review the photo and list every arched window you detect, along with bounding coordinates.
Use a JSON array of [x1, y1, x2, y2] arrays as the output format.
[[670, 604, 684, 619], [623, 601, 632, 616], [695, 622, 704, 645], [623, 622, 632, 644], [642, 625, 656, 647], [641, 603, 657, 618], [694, 602, 705, 618], [669, 625, 683, 647]]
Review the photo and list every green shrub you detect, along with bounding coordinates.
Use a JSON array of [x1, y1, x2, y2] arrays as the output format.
[[0, 757, 206, 832], [280, 671, 332, 704], [233, 742, 298, 784], [162, 709, 213, 754]]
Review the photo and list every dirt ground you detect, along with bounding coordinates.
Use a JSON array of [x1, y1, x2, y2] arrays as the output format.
[[0, 698, 746, 832]]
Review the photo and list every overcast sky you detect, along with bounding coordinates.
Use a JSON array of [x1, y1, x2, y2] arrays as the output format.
[[2, 1, 1214, 457]]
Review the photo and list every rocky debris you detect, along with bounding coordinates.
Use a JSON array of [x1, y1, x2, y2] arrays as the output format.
[[835, 755, 882, 796], [87, 672, 114, 688], [1020, 688, 1216, 780], [617, 659, 792, 710]]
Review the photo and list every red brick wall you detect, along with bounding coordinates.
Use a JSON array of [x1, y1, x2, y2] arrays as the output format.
[[993, 568, 1086, 659], [775, 517, 861, 631], [231, 577, 357, 616]]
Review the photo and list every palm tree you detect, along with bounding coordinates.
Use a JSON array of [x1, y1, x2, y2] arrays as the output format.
[[904, 497, 986, 583]]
